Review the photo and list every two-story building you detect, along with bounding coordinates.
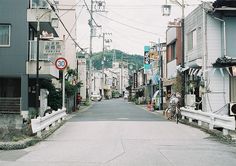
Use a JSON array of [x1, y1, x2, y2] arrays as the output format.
[[165, 19, 183, 96], [184, 1, 236, 115], [0, 0, 59, 113]]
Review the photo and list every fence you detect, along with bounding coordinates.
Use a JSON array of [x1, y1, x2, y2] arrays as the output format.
[[31, 108, 67, 137], [180, 107, 235, 135], [0, 97, 21, 114]]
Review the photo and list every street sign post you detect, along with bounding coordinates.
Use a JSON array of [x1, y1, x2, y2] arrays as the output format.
[[55, 57, 68, 70], [55, 57, 68, 109]]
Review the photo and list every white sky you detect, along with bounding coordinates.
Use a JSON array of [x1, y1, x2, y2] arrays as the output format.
[[74, 0, 213, 55]]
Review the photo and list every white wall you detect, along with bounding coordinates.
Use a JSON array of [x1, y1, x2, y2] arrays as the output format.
[[167, 59, 177, 79], [202, 14, 229, 113], [184, 4, 230, 113], [58, 0, 77, 69], [78, 59, 86, 100], [184, 5, 203, 65]]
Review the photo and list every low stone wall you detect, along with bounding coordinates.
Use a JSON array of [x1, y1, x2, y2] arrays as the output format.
[[0, 114, 23, 141]]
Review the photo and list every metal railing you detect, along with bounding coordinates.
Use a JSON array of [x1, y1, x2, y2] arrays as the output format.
[[181, 107, 235, 136], [0, 97, 21, 114], [31, 108, 67, 137]]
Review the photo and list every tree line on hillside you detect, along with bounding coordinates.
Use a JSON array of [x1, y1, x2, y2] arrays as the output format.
[[77, 49, 144, 70]]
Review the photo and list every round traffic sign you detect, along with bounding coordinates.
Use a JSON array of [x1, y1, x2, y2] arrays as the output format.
[[55, 57, 68, 70]]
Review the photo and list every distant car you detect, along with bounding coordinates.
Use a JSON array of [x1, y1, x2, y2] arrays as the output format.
[[90, 93, 102, 101], [124, 93, 128, 99]]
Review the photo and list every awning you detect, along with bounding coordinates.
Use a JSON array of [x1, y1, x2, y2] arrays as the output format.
[[163, 78, 176, 86], [212, 56, 236, 68]]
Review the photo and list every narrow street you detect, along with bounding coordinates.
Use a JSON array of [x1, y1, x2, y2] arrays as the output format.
[[0, 99, 236, 166]]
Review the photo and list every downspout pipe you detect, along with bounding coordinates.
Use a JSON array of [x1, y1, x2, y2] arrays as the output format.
[[212, 16, 226, 57]]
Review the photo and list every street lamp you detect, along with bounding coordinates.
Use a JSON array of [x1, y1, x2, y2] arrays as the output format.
[[162, 0, 185, 106], [35, 10, 58, 115]]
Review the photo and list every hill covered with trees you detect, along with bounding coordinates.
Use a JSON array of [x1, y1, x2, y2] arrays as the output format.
[[77, 49, 144, 70]]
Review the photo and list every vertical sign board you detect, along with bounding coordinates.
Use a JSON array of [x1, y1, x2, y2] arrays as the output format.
[[144, 46, 151, 74]]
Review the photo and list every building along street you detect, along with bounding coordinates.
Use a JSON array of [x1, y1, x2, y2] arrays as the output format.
[[0, 99, 236, 166]]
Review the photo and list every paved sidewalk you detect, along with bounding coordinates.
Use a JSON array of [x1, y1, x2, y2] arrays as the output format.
[[0, 105, 91, 150], [134, 103, 236, 142]]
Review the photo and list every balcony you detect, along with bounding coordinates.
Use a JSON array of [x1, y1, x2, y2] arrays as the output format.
[[26, 40, 64, 78], [27, 0, 59, 37]]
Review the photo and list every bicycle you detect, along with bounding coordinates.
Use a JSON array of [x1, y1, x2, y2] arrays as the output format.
[[165, 94, 181, 124], [174, 106, 181, 124]]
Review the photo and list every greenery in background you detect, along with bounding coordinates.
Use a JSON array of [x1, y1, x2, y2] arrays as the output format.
[[40, 69, 83, 111], [40, 79, 62, 111], [77, 49, 143, 70], [64, 69, 83, 97]]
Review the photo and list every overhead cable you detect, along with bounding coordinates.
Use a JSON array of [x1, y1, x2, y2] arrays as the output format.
[[96, 13, 163, 37], [45, 0, 85, 51]]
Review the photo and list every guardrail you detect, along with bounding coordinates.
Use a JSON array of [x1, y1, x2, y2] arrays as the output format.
[[31, 108, 67, 137], [180, 107, 235, 135], [0, 97, 21, 114]]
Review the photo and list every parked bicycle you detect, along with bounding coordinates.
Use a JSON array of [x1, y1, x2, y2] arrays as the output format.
[[165, 93, 181, 124]]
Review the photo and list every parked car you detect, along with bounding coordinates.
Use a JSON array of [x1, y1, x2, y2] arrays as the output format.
[[90, 93, 102, 101], [124, 93, 128, 99]]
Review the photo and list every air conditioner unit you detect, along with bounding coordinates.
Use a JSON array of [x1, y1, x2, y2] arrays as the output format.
[[229, 103, 236, 116]]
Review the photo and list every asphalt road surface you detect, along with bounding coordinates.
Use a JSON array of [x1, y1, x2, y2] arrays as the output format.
[[0, 99, 236, 166]]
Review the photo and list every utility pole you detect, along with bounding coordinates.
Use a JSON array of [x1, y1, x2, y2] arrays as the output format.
[[101, 32, 112, 98], [158, 39, 163, 110], [88, 0, 106, 98], [36, 20, 40, 115], [102, 33, 105, 97], [88, 0, 94, 99], [121, 55, 124, 96], [181, 0, 185, 107]]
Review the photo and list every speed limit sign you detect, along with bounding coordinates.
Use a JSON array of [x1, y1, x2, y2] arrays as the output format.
[[55, 57, 68, 70]]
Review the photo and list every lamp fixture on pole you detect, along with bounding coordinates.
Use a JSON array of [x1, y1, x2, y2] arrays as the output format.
[[162, 0, 185, 106]]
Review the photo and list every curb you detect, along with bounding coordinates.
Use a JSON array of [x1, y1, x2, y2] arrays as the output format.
[[180, 119, 236, 144], [0, 105, 92, 150]]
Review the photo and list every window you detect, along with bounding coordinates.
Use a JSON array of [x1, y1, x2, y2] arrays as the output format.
[[230, 77, 236, 102], [0, 24, 11, 47], [187, 29, 197, 51], [171, 42, 176, 60]]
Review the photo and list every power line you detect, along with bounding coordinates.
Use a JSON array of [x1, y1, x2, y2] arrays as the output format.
[[45, 0, 85, 51], [82, 0, 100, 27], [59, 0, 83, 17], [95, 13, 163, 37], [66, 5, 85, 41], [110, 10, 167, 30]]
